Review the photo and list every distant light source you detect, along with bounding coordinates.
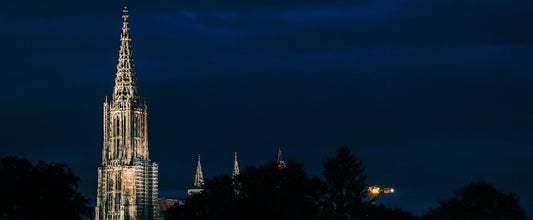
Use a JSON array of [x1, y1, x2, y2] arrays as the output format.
[[369, 185, 395, 205], [383, 188, 395, 194], [368, 186, 381, 194]]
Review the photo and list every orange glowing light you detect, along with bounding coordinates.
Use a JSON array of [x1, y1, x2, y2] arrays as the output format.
[[368, 186, 381, 194]]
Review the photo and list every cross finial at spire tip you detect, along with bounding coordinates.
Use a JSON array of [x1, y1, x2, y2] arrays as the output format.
[[122, 6, 129, 22]]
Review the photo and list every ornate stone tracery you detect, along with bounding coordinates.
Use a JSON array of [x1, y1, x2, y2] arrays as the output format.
[[95, 7, 160, 220]]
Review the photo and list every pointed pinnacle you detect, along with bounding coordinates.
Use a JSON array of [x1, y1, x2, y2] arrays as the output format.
[[233, 152, 240, 178], [122, 6, 129, 22]]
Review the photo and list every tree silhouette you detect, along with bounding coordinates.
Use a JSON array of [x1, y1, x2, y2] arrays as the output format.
[[0, 156, 92, 220], [181, 174, 241, 219], [165, 146, 422, 220], [237, 160, 319, 219], [322, 145, 368, 218], [362, 204, 420, 220], [165, 159, 320, 220], [423, 181, 528, 220]]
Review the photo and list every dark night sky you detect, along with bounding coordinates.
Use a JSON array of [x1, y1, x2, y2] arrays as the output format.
[[1, 0, 532, 216]]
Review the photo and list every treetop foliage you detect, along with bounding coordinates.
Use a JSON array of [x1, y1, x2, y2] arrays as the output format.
[[165, 146, 528, 220], [0, 156, 92, 220], [165, 146, 418, 220], [424, 181, 528, 220]]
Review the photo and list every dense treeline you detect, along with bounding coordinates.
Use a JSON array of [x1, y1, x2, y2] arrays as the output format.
[[0, 157, 92, 220], [165, 146, 419, 220], [424, 181, 528, 220], [0, 146, 528, 220], [164, 146, 528, 220]]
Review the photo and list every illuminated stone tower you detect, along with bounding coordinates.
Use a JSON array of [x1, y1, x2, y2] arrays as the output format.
[[95, 7, 160, 220]]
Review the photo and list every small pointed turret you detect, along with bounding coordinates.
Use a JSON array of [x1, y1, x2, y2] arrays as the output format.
[[232, 152, 240, 179], [188, 154, 205, 195], [112, 6, 138, 104], [277, 147, 286, 168], [194, 154, 204, 187]]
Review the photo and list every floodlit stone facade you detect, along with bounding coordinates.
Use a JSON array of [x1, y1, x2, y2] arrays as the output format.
[[95, 7, 160, 220]]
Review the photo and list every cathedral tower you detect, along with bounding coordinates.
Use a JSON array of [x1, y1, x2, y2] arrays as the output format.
[[96, 7, 160, 220]]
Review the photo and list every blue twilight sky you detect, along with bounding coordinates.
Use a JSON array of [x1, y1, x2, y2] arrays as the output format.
[[1, 0, 532, 217]]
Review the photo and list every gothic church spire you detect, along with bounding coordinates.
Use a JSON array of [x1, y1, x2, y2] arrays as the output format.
[[232, 152, 240, 178], [113, 6, 138, 104], [96, 7, 160, 220], [194, 154, 204, 187], [277, 147, 286, 168]]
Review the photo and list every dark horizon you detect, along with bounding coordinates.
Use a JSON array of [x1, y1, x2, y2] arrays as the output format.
[[1, 0, 532, 217]]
